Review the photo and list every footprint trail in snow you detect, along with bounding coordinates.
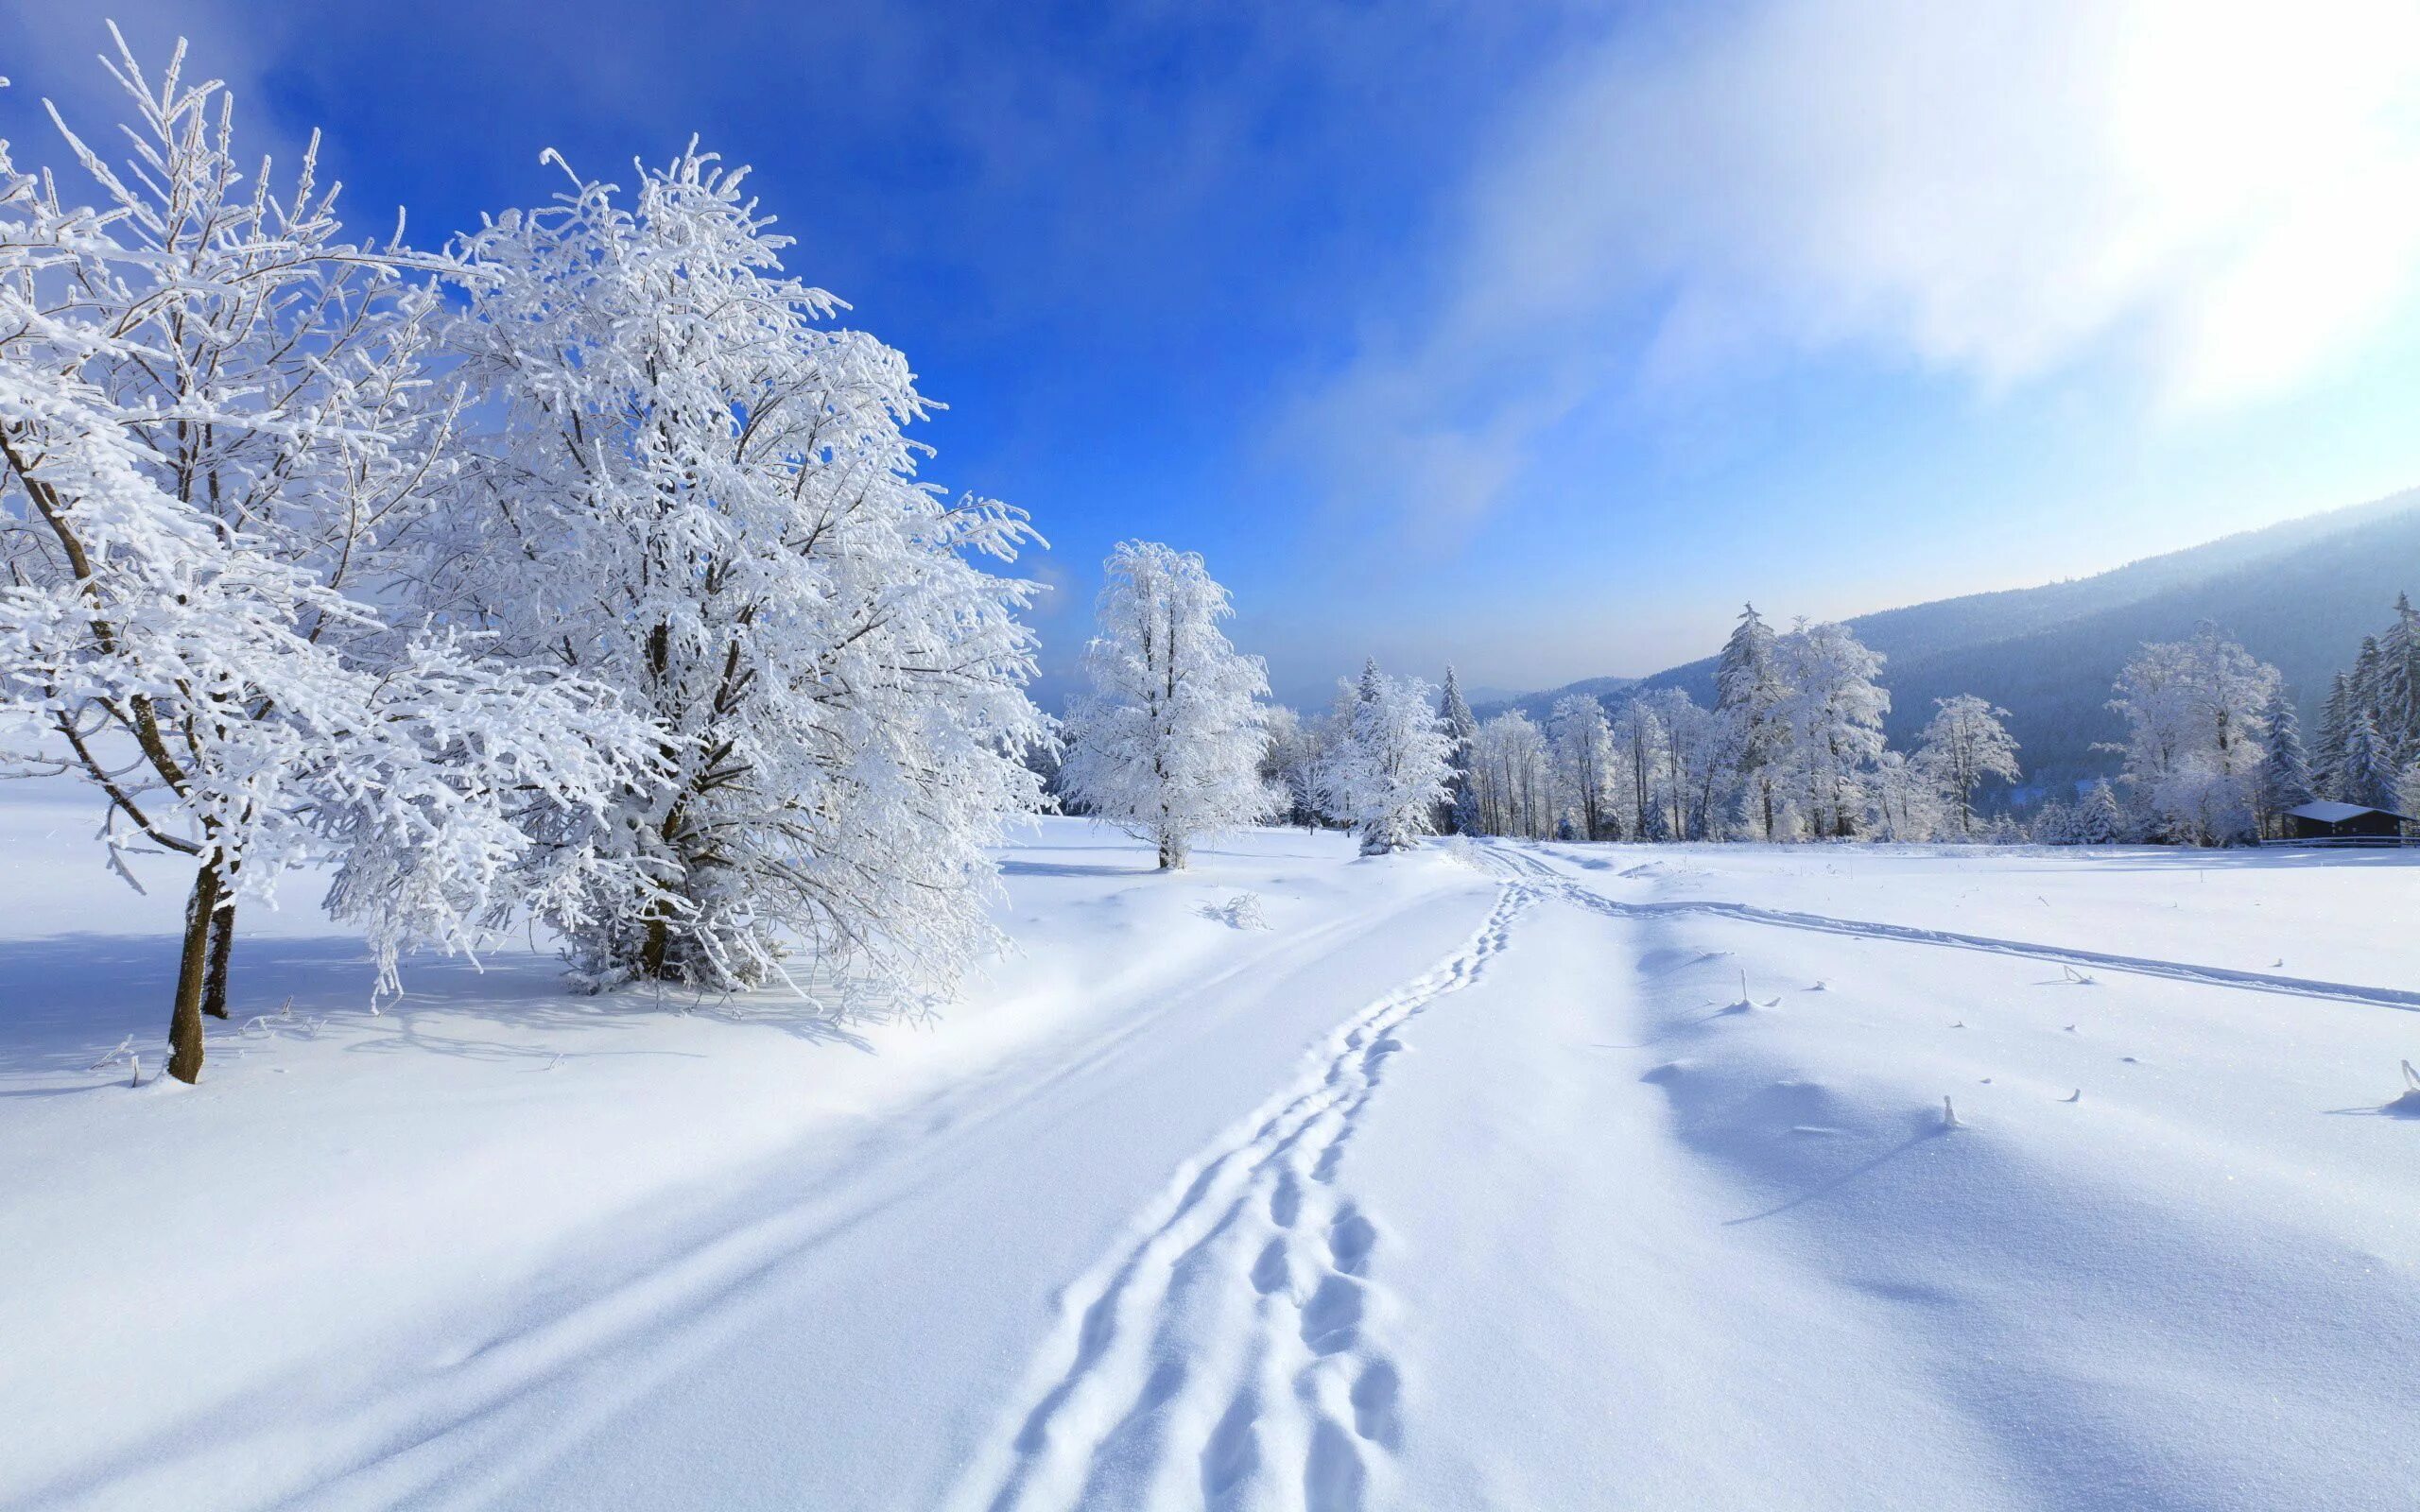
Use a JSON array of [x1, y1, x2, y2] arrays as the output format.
[[949, 883, 1533, 1512]]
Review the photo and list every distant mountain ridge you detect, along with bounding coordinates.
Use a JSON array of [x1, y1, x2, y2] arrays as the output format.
[[1478, 490, 2420, 795]]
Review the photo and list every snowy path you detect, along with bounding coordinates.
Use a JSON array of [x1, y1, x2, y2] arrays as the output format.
[[8, 817, 2420, 1509], [947, 882, 1533, 1512]]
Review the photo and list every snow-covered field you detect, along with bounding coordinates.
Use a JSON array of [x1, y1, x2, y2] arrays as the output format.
[[6, 801, 2419, 1511]]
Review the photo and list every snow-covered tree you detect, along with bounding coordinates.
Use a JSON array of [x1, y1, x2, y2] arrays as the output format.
[[2076, 779, 2127, 844], [1548, 694, 1613, 841], [2314, 671, 2357, 800], [1775, 621, 1888, 839], [2106, 624, 2278, 846], [1869, 750, 1945, 841], [438, 145, 1048, 986], [1061, 541, 1272, 869], [2377, 594, 2420, 765], [1323, 661, 1454, 855], [2255, 686, 2315, 838], [1714, 604, 1790, 839], [1609, 696, 1664, 841], [0, 36, 644, 1081], [2030, 796, 2078, 845], [1915, 696, 2021, 838], [1469, 710, 1552, 838], [1645, 687, 1721, 841], [2336, 709, 2395, 811], [1438, 665, 1480, 834], [1260, 705, 1330, 830]]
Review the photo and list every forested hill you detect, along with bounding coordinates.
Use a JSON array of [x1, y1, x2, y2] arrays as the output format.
[[1481, 490, 2420, 795]]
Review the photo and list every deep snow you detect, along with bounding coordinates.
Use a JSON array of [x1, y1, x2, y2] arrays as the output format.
[[5, 803, 2418, 1510]]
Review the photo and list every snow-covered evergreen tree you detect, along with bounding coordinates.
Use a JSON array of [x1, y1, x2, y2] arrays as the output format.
[[1548, 695, 1613, 841], [1323, 662, 1455, 855], [2314, 671, 2356, 800], [438, 145, 1047, 987], [1438, 666, 1480, 835], [2377, 594, 2420, 765], [1775, 621, 1889, 839], [2076, 779, 2127, 844], [2030, 796, 2078, 844], [2336, 709, 2395, 811], [1714, 604, 1790, 839], [0, 36, 642, 1081], [1061, 542, 1272, 869], [1915, 696, 2022, 838], [2255, 686, 2315, 837]]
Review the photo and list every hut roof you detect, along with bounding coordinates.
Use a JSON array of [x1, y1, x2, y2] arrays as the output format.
[[2285, 800, 2413, 824]]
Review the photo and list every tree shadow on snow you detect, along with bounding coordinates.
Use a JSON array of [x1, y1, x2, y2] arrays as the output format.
[[0, 929, 877, 1086]]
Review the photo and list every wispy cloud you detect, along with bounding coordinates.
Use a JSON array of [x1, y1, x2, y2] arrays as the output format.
[[1294, 0, 2420, 531]]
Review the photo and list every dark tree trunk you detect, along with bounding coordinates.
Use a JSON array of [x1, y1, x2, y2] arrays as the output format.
[[202, 897, 236, 1020], [167, 860, 225, 1084]]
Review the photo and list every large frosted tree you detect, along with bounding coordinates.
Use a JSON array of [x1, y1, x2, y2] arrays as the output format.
[[2106, 623, 2278, 846], [0, 35, 639, 1081], [1548, 695, 1613, 841], [1775, 621, 1889, 839], [436, 145, 1048, 989], [1714, 604, 1790, 838], [1061, 541, 1273, 868], [1915, 696, 2021, 838]]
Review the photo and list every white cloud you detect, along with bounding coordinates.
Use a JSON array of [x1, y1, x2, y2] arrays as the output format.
[[1300, 0, 2420, 524]]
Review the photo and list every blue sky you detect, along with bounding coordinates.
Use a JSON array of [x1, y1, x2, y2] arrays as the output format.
[[9, 0, 2420, 709]]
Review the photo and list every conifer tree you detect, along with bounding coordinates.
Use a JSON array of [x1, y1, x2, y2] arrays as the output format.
[[2256, 686, 2315, 837], [1439, 666, 1480, 834], [2315, 671, 2357, 799], [2377, 594, 2420, 766], [2338, 709, 2394, 810], [2077, 780, 2127, 844]]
